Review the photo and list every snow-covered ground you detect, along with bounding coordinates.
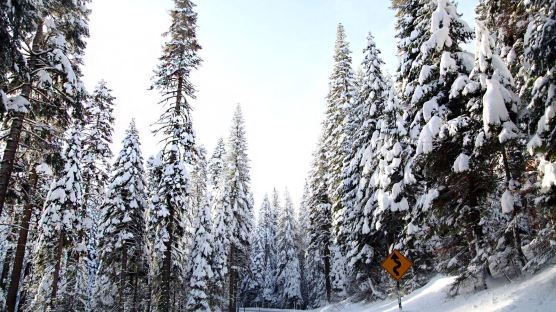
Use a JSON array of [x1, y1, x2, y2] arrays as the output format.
[[246, 265, 556, 312]]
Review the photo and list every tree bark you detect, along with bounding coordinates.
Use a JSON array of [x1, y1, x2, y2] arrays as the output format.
[[120, 244, 128, 311], [6, 166, 38, 312], [161, 196, 173, 311], [324, 245, 332, 303], [227, 245, 236, 312], [50, 232, 65, 310], [0, 21, 43, 217]]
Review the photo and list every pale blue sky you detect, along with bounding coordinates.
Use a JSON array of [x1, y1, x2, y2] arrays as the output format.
[[83, 0, 479, 209]]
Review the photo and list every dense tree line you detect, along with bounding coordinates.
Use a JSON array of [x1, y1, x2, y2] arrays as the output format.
[[0, 0, 256, 311], [296, 0, 555, 308], [0, 0, 553, 311]]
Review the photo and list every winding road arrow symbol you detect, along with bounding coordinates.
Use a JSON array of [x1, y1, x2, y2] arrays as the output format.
[[391, 253, 402, 276]]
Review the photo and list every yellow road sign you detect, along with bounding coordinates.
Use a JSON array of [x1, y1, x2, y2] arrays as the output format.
[[381, 249, 412, 281]]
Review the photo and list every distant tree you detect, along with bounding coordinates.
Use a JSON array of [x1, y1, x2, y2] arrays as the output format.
[[275, 191, 302, 308], [212, 106, 254, 312], [94, 120, 148, 311]]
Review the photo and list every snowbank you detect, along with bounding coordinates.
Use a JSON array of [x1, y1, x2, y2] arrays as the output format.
[[246, 265, 556, 312]]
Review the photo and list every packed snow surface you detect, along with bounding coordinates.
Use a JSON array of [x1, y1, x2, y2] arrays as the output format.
[[245, 265, 556, 312]]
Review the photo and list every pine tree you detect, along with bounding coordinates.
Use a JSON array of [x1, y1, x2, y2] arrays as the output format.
[[245, 216, 265, 307], [221, 105, 253, 312], [296, 185, 311, 307], [445, 18, 526, 294], [521, 0, 556, 272], [148, 0, 201, 309], [276, 191, 302, 308], [475, 0, 529, 89], [25, 127, 85, 311], [3, 3, 90, 307], [342, 32, 389, 296], [94, 120, 148, 311], [306, 136, 332, 304], [393, 0, 474, 288], [209, 184, 230, 309], [0, 0, 90, 217], [82, 79, 115, 309], [185, 175, 214, 311], [261, 190, 280, 306], [321, 22, 356, 299], [208, 138, 226, 194]]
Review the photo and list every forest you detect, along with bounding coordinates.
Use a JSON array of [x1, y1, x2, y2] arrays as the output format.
[[0, 0, 554, 311]]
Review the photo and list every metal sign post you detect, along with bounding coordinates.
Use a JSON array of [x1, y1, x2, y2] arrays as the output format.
[[397, 280, 402, 311], [381, 249, 412, 311]]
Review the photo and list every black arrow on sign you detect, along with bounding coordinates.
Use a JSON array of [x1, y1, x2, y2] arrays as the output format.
[[391, 253, 402, 276]]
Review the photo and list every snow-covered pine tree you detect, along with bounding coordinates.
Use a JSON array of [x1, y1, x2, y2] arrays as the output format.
[[209, 183, 230, 310], [187, 146, 209, 264], [521, 0, 556, 272], [475, 0, 529, 90], [342, 32, 389, 297], [213, 105, 254, 312], [94, 120, 148, 311], [306, 136, 332, 304], [25, 127, 85, 311], [82, 80, 115, 202], [148, 0, 201, 309], [323, 24, 355, 297], [296, 184, 311, 307], [392, 0, 432, 105], [260, 193, 278, 307], [275, 191, 302, 308], [394, 0, 474, 288], [208, 138, 226, 195], [0, 0, 90, 217], [3, 3, 90, 306], [185, 171, 214, 312], [82, 79, 115, 308], [445, 19, 525, 294], [245, 213, 265, 307]]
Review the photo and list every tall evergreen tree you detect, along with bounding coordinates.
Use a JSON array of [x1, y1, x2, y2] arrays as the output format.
[[258, 194, 278, 307], [82, 79, 115, 308], [306, 136, 332, 304], [0, 0, 90, 217], [276, 191, 302, 308], [296, 184, 311, 307], [148, 0, 201, 309], [208, 138, 226, 194], [395, 0, 474, 288], [522, 0, 556, 272], [213, 105, 253, 312], [25, 127, 85, 311], [245, 215, 265, 307], [94, 120, 148, 311], [342, 32, 389, 296], [185, 169, 214, 312]]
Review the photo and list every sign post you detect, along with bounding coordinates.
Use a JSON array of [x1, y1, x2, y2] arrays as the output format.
[[381, 250, 412, 311]]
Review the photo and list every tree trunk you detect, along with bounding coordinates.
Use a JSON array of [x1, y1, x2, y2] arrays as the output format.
[[323, 245, 332, 303], [132, 272, 138, 312], [501, 147, 527, 266], [50, 232, 65, 310], [0, 22, 44, 217], [161, 196, 173, 311], [227, 245, 236, 312], [120, 244, 128, 311], [6, 166, 38, 312]]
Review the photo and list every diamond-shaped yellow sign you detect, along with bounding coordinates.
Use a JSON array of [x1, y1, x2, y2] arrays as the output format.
[[381, 249, 412, 281]]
